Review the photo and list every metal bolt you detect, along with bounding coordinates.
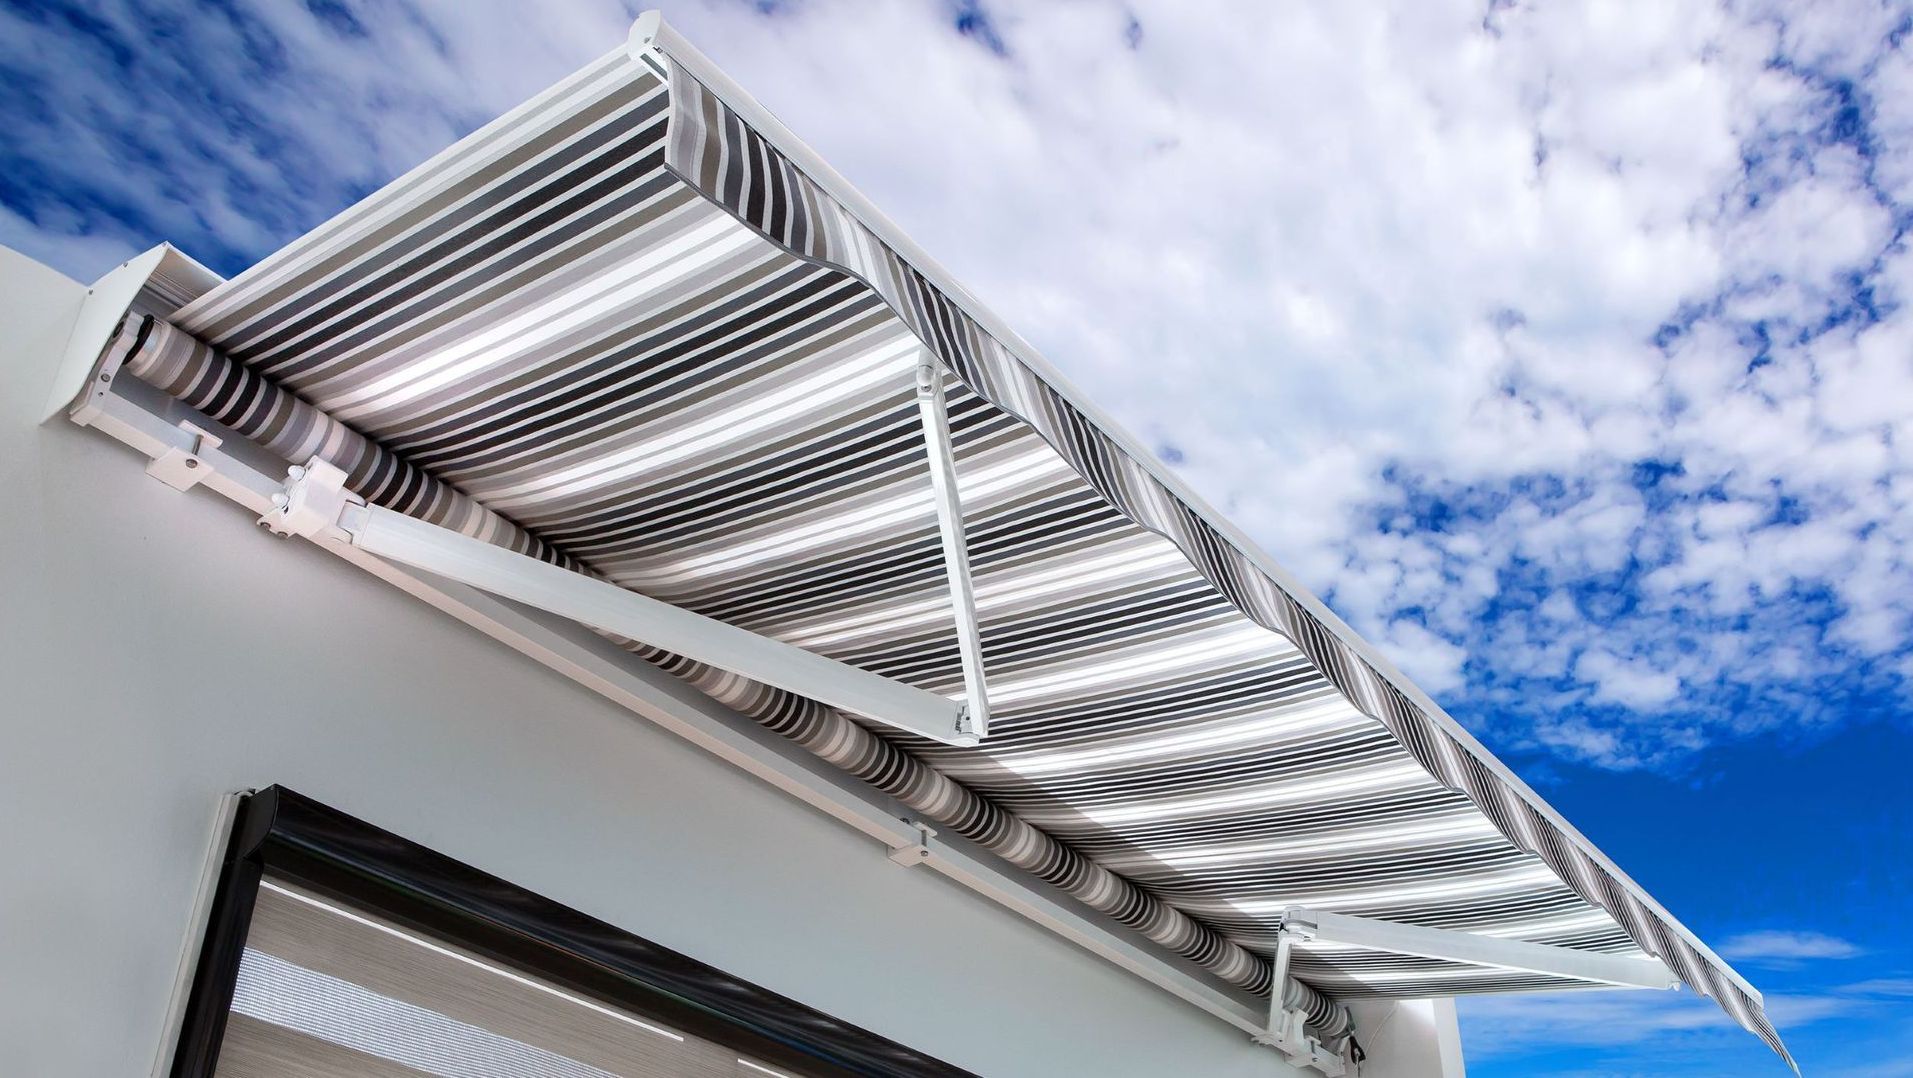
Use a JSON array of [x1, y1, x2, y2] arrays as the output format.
[[98, 373, 110, 382], [184, 458, 198, 469]]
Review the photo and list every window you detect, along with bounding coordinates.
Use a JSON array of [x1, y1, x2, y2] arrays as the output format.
[[170, 788, 967, 1078]]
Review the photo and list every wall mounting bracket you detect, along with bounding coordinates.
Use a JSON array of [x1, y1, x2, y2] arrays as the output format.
[[144, 421, 222, 492], [886, 820, 937, 867]]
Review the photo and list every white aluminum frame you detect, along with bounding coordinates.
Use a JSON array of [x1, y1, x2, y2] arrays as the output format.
[[259, 458, 981, 747], [149, 791, 246, 1078]]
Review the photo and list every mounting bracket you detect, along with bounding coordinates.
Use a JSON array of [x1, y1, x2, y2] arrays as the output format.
[[144, 422, 223, 492], [886, 820, 937, 867]]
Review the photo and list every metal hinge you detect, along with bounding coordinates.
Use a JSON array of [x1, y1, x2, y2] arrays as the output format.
[[1254, 911, 1349, 1076], [259, 458, 361, 541]]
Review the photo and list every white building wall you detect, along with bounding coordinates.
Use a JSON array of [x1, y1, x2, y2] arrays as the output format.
[[0, 246, 1457, 1078], [1347, 1000, 1467, 1078]]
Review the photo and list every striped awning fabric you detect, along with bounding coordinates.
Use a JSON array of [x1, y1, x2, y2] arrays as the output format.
[[104, 16, 1786, 1066]]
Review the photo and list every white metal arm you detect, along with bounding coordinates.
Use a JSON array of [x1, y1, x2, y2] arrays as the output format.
[[1284, 907, 1679, 990], [1252, 906, 1674, 1075], [914, 354, 990, 740], [261, 459, 981, 746]]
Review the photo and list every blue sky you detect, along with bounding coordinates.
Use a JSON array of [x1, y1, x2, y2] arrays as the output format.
[[5, 0, 1910, 1072]]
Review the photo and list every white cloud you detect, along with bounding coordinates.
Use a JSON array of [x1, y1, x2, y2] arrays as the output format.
[[1842, 978, 1913, 997], [0, 203, 133, 285], [1720, 930, 1867, 962], [1373, 618, 1471, 698], [1457, 985, 1854, 1058], [5, 0, 1910, 771], [1574, 649, 1685, 710]]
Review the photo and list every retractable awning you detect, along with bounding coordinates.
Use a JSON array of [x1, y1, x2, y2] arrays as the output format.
[[69, 12, 1788, 1071]]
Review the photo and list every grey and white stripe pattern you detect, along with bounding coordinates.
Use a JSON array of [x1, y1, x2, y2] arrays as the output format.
[[660, 52, 1789, 1064], [115, 35, 1782, 1065]]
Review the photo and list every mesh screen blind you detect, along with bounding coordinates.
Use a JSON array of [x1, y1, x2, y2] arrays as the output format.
[[213, 876, 794, 1078]]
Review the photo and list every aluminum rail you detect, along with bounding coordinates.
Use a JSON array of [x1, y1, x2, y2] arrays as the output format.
[[258, 458, 980, 747]]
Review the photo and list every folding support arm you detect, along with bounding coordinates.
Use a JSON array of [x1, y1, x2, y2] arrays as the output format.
[[1252, 905, 1673, 1075], [261, 459, 982, 746], [913, 354, 990, 741], [1285, 907, 1680, 990]]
